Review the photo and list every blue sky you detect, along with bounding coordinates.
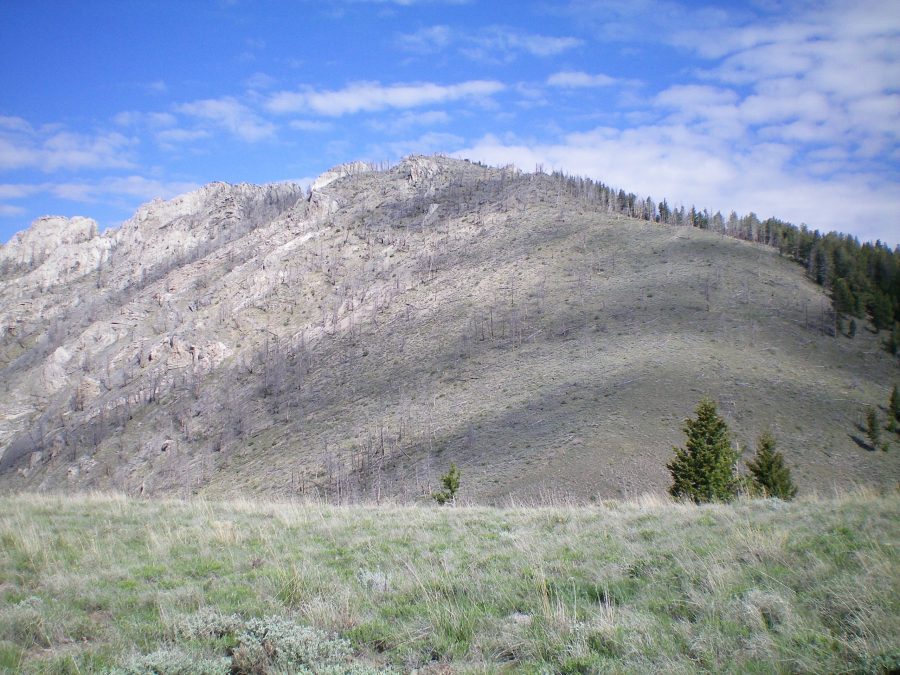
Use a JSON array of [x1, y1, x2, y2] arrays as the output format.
[[1, 0, 898, 245]]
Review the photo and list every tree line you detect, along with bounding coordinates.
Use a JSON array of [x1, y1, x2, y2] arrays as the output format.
[[542, 168, 900, 350]]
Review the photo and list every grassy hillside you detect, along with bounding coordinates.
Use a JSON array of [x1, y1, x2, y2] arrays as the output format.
[[1, 157, 898, 500], [1, 491, 897, 673]]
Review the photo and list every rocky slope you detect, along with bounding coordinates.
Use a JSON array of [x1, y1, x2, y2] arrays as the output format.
[[0, 156, 897, 501]]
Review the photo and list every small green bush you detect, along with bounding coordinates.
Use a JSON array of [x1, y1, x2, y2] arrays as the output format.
[[432, 462, 461, 505]]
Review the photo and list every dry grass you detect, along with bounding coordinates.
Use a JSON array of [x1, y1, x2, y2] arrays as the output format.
[[0, 490, 897, 673]]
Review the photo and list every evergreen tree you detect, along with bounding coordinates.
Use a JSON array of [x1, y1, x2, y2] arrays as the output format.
[[658, 199, 670, 223], [865, 407, 882, 450], [746, 432, 797, 500], [870, 291, 894, 331], [886, 324, 900, 355], [832, 278, 857, 317], [888, 385, 900, 434], [668, 398, 739, 503], [810, 245, 830, 286], [432, 463, 461, 505]]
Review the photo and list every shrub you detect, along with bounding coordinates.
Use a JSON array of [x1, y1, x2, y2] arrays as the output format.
[[432, 462, 460, 505], [667, 398, 739, 503], [113, 649, 230, 675], [172, 608, 243, 641], [231, 616, 352, 673], [154, 611, 394, 674]]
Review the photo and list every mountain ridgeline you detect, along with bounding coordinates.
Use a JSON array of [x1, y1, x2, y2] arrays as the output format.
[[0, 156, 897, 501]]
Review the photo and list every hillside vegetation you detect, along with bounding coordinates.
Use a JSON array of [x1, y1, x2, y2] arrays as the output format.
[[0, 491, 897, 673], [0, 156, 898, 500]]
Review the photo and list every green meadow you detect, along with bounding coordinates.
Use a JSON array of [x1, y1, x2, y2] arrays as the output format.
[[1, 490, 897, 673]]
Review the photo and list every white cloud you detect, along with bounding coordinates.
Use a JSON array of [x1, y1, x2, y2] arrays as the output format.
[[655, 85, 738, 110], [41, 132, 137, 171], [0, 124, 137, 172], [49, 175, 199, 203], [368, 110, 450, 134], [113, 110, 178, 128], [547, 71, 617, 88], [0, 136, 37, 171], [0, 204, 25, 216], [398, 25, 581, 61], [145, 80, 168, 94], [266, 80, 504, 116], [738, 84, 831, 126], [97, 175, 199, 201], [376, 131, 464, 159], [460, 28, 582, 61], [155, 127, 212, 147], [113, 110, 214, 149], [0, 176, 199, 224], [245, 72, 277, 90], [686, 0, 900, 160], [0, 183, 41, 199], [522, 35, 582, 56], [289, 120, 334, 132], [397, 25, 453, 52], [177, 97, 275, 141], [526, 0, 897, 246], [0, 116, 32, 133]]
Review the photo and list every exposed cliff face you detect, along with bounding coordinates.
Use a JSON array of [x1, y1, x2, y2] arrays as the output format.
[[0, 156, 897, 501], [0, 216, 109, 287], [0, 181, 305, 339], [1, 215, 99, 266], [309, 160, 374, 191], [0, 179, 305, 471]]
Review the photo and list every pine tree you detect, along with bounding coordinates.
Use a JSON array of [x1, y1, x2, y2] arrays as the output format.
[[888, 385, 900, 433], [832, 278, 857, 316], [866, 407, 882, 450], [668, 398, 739, 503], [747, 432, 797, 500], [870, 291, 894, 331]]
